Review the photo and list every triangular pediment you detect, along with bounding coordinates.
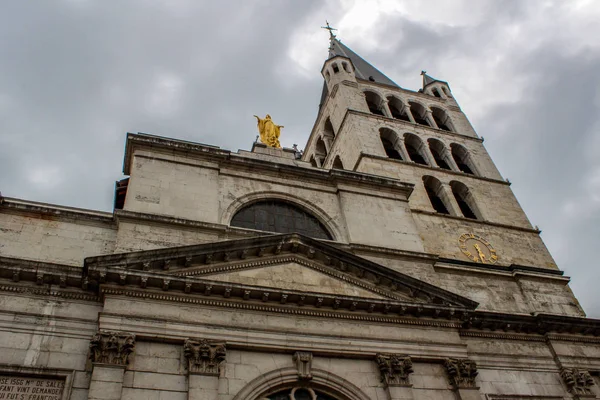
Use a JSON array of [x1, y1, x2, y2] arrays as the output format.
[[182, 259, 393, 300], [84, 233, 478, 316]]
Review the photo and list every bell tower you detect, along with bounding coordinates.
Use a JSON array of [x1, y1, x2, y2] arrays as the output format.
[[302, 31, 571, 313]]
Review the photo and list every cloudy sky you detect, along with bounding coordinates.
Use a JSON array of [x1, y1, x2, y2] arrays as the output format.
[[1, 0, 599, 317]]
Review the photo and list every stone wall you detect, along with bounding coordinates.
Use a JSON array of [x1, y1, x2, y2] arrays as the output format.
[[0, 201, 116, 267]]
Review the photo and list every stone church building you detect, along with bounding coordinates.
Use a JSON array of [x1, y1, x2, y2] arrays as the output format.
[[1, 34, 599, 400]]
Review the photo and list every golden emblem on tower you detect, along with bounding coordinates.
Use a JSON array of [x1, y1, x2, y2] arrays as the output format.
[[254, 114, 283, 148]]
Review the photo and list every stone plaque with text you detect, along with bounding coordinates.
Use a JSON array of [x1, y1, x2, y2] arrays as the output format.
[[0, 375, 65, 400]]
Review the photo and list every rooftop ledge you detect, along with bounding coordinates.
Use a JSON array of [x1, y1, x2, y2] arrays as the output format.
[[124, 132, 415, 196]]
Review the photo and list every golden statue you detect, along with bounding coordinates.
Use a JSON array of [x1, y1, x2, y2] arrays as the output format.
[[254, 114, 283, 148]]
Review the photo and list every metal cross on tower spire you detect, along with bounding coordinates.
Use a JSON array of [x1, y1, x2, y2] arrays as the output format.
[[321, 20, 338, 40]]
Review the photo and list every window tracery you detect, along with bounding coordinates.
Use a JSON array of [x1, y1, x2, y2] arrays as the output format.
[[263, 387, 339, 400], [231, 200, 332, 240]]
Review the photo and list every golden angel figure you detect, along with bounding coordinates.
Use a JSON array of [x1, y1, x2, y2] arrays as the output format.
[[254, 114, 283, 148]]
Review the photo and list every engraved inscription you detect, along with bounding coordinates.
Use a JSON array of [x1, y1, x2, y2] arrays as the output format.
[[0, 376, 64, 399]]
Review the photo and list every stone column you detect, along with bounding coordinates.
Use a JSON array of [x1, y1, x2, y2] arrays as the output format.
[[444, 358, 480, 400], [442, 183, 462, 217], [560, 367, 596, 399], [376, 354, 414, 400], [184, 338, 226, 400], [398, 139, 411, 162], [383, 100, 393, 119], [425, 110, 438, 129], [88, 330, 136, 400], [420, 142, 438, 168], [402, 103, 416, 124], [446, 151, 461, 172]]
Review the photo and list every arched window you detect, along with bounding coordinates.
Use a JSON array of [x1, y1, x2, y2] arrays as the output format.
[[342, 62, 350, 73], [231, 200, 332, 240], [386, 96, 411, 122], [324, 117, 335, 140], [332, 63, 340, 74], [432, 88, 442, 98], [364, 91, 385, 116], [408, 101, 430, 126], [431, 107, 453, 131], [427, 138, 451, 170], [379, 128, 403, 160], [423, 176, 450, 214], [450, 181, 480, 220], [265, 388, 340, 400], [310, 156, 318, 168], [332, 156, 344, 169], [404, 133, 429, 165], [315, 137, 327, 166], [325, 71, 330, 82], [450, 143, 477, 175], [442, 87, 450, 96]]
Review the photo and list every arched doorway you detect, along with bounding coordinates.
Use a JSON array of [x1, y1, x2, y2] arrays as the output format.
[[233, 367, 370, 400], [259, 386, 340, 400]]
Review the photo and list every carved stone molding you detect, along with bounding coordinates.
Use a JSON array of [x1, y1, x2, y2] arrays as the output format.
[[444, 358, 478, 389], [560, 368, 595, 395], [293, 351, 313, 380], [89, 330, 136, 366], [183, 338, 226, 376], [375, 353, 413, 386]]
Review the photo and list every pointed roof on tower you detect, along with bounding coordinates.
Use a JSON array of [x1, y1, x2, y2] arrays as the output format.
[[328, 38, 400, 88], [421, 71, 447, 89]]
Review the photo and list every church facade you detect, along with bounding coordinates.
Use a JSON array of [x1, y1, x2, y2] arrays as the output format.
[[0, 36, 599, 400]]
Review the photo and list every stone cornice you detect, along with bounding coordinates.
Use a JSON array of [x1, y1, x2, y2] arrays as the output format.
[[99, 286, 464, 328], [459, 330, 547, 342], [435, 259, 566, 281], [344, 109, 481, 143], [411, 208, 540, 234], [465, 311, 600, 336], [356, 153, 511, 186], [84, 233, 478, 309], [124, 133, 414, 197], [89, 265, 468, 320], [1, 253, 599, 338], [0, 196, 115, 226]]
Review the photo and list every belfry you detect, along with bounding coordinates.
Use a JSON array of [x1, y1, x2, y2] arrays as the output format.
[[0, 30, 599, 400]]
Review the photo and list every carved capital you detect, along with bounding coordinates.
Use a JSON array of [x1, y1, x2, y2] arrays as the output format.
[[444, 358, 478, 389], [89, 330, 136, 366], [561, 367, 595, 395], [375, 354, 413, 387], [184, 338, 226, 376], [293, 351, 313, 380]]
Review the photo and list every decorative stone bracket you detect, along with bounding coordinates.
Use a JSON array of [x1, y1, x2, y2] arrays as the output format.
[[89, 330, 136, 366], [560, 367, 595, 395], [375, 353, 414, 386], [293, 351, 313, 380], [184, 338, 226, 376], [444, 358, 478, 389]]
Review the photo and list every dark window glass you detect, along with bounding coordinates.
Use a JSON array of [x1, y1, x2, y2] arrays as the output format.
[[267, 389, 339, 400], [295, 389, 312, 400], [426, 187, 450, 214], [456, 162, 474, 174], [406, 143, 427, 165], [381, 137, 403, 160], [456, 198, 477, 219], [231, 201, 332, 240], [430, 148, 451, 170]]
